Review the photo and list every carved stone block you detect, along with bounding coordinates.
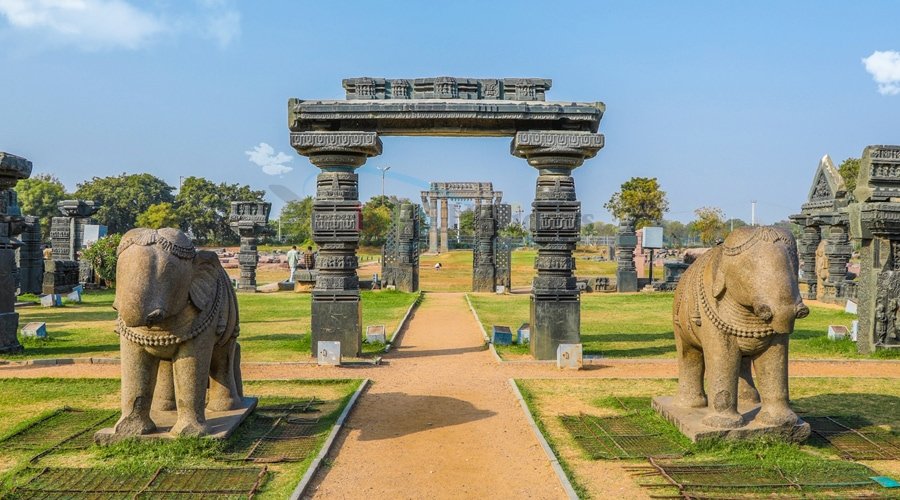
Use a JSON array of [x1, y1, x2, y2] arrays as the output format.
[[311, 298, 361, 358]]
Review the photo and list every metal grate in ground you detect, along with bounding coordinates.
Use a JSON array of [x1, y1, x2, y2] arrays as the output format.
[[610, 396, 652, 411], [11, 466, 268, 499], [224, 398, 328, 463], [626, 457, 881, 499], [807, 415, 900, 460], [559, 413, 685, 460], [0, 408, 118, 456]]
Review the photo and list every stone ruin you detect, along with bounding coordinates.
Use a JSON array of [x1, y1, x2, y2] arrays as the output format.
[[45, 199, 100, 294], [473, 202, 512, 292], [421, 182, 501, 253], [16, 215, 42, 295], [381, 202, 420, 292], [0, 152, 32, 354], [850, 145, 900, 353], [615, 216, 638, 292], [227, 201, 271, 293], [789, 155, 853, 304]]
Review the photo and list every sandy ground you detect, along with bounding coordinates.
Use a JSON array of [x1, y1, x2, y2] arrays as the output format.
[[2, 292, 900, 499]]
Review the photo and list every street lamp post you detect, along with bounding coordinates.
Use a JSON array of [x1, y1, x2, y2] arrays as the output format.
[[376, 165, 391, 199]]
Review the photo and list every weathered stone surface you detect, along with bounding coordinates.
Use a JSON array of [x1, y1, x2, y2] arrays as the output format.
[[343, 77, 552, 101], [103, 228, 248, 441], [653, 396, 811, 443], [664, 226, 809, 440], [0, 151, 31, 354], [472, 203, 511, 292], [16, 216, 42, 295], [228, 201, 271, 292], [311, 300, 361, 358], [50, 200, 99, 261], [382, 202, 420, 292], [616, 217, 638, 292], [42, 260, 79, 295]]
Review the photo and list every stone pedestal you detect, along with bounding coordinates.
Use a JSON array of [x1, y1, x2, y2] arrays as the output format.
[[616, 217, 638, 292], [292, 131, 382, 358], [652, 396, 811, 443], [513, 131, 603, 360], [228, 201, 271, 293], [382, 202, 420, 292], [0, 152, 31, 354]]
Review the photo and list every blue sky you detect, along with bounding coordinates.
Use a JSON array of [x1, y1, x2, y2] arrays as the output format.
[[1, 0, 899, 225]]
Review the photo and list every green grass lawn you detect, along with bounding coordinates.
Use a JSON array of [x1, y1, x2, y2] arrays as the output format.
[[469, 293, 891, 360], [516, 377, 900, 499], [7, 289, 418, 362], [0, 377, 361, 499]]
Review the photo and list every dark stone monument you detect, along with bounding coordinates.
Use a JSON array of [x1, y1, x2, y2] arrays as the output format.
[[50, 200, 99, 261], [472, 203, 511, 292], [291, 131, 382, 358], [42, 260, 80, 295], [849, 145, 900, 353], [16, 215, 42, 295], [0, 152, 32, 354], [789, 155, 852, 303], [513, 131, 603, 359], [616, 216, 639, 292], [382, 202, 420, 292], [228, 201, 272, 293]]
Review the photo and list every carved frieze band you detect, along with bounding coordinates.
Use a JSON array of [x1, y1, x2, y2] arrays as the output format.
[[512, 131, 604, 166], [342, 77, 551, 101], [290, 131, 383, 158]]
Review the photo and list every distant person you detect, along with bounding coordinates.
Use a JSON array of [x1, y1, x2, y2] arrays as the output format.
[[304, 246, 316, 270], [286, 245, 299, 282], [434, 262, 442, 271]]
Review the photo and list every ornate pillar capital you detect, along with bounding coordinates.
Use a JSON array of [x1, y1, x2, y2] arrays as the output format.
[[290, 131, 383, 169], [511, 131, 604, 172]]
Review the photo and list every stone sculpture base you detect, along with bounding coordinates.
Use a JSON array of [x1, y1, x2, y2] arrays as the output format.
[[652, 396, 811, 443], [94, 397, 258, 445], [616, 269, 638, 293], [311, 298, 361, 358], [530, 297, 580, 360], [0, 311, 22, 354]]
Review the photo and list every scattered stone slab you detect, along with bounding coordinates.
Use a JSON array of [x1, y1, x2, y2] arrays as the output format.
[[517, 323, 530, 344], [365, 325, 386, 344], [651, 396, 811, 443], [20, 322, 47, 338], [557, 343, 582, 370], [828, 325, 850, 340], [492, 325, 513, 346], [40, 294, 62, 307]]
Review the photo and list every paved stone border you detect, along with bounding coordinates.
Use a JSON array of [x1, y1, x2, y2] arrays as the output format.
[[464, 293, 502, 362], [290, 378, 369, 500], [507, 379, 579, 499], [383, 291, 423, 353]]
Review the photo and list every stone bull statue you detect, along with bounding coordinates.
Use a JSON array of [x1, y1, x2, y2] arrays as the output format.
[[672, 226, 809, 430], [111, 228, 245, 437]]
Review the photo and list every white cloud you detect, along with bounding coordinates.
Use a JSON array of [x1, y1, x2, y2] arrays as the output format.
[[0, 0, 164, 50], [196, 0, 240, 47], [863, 50, 900, 96], [246, 143, 294, 176]]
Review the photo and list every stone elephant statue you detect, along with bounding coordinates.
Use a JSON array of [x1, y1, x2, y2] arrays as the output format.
[[112, 228, 244, 437], [672, 226, 809, 429]]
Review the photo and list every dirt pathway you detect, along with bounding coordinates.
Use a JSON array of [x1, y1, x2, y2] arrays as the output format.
[[304, 292, 564, 499]]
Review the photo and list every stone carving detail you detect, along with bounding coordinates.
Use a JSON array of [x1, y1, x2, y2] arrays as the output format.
[[382, 202, 420, 292], [291, 131, 382, 357], [228, 201, 271, 293], [512, 130, 604, 360], [0, 152, 31, 354], [16, 215, 42, 295], [472, 203, 511, 292], [50, 200, 100, 261], [342, 77, 552, 101], [616, 216, 639, 293], [102, 228, 249, 440], [421, 182, 502, 254], [662, 226, 810, 440]]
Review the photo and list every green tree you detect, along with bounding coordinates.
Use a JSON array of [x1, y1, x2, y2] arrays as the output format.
[[82, 233, 123, 286], [691, 207, 726, 245], [838, 157, 861, 197], [175, 176, 265, 245], [279, 196, 314, 244], [604, 177, 670, 228], [135, 202, 180, 229], [15, 173, 68, 239], [661, 219, 689, 247], [500, 221, 528, 239], [458, 209, 475, 236], [74, 173, 174, 234], [361, 202, 392, 246]]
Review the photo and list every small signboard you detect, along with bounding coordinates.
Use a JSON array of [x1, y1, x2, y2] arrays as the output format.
[[21, 322, 47, 338], [40, 294, 62, 307], [492, 325, 513, 346], [517, 323, 531, 344], [641, 226, 664, 249], [317, 341, 341, 366], [366, 325, 386, 344], [82, 225, 108, 245], [851, 320, 859, 341], [845, 300, 858, 315], [828, 325, 850, 340], [557, 343, 583, 370]]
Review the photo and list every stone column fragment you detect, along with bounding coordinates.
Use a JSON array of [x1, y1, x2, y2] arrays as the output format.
[[472, 204, 496, 292], [512, 130, 604, 360], [291, 131, 382, 358], [440, 198, 449, 253], [17, 215, 42, 295], [426, 195, 438, 253], [616, 216, 638, 292], [382, 202, 420, 292], [823, 224, 851, 301], [228, 201, 272, 292], [798, 224, 820, 300], [0, 152, 32, 354]]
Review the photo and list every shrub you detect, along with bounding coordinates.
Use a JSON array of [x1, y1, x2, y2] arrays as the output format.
[[82, 234, 122, 286]]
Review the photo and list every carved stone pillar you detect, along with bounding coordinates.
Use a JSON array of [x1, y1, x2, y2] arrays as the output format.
[[823, 224, 851, 302], [616, 216, 638, 292], [798, 224, 820, 300], [291, 131, 382, 357], [16, 215, 42, 295], [428, 197, 438, 253], [382, 202, 420, 292], [440, 198, 449, 253], [0, 152, 31, 354], [228, 201, 272, 293], [472, 204, 496, 292], [512, 131, 604, 359]]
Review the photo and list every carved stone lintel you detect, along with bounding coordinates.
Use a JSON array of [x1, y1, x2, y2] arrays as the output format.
[[290, 131, 382, 168], [511, 131, 604, 171]]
